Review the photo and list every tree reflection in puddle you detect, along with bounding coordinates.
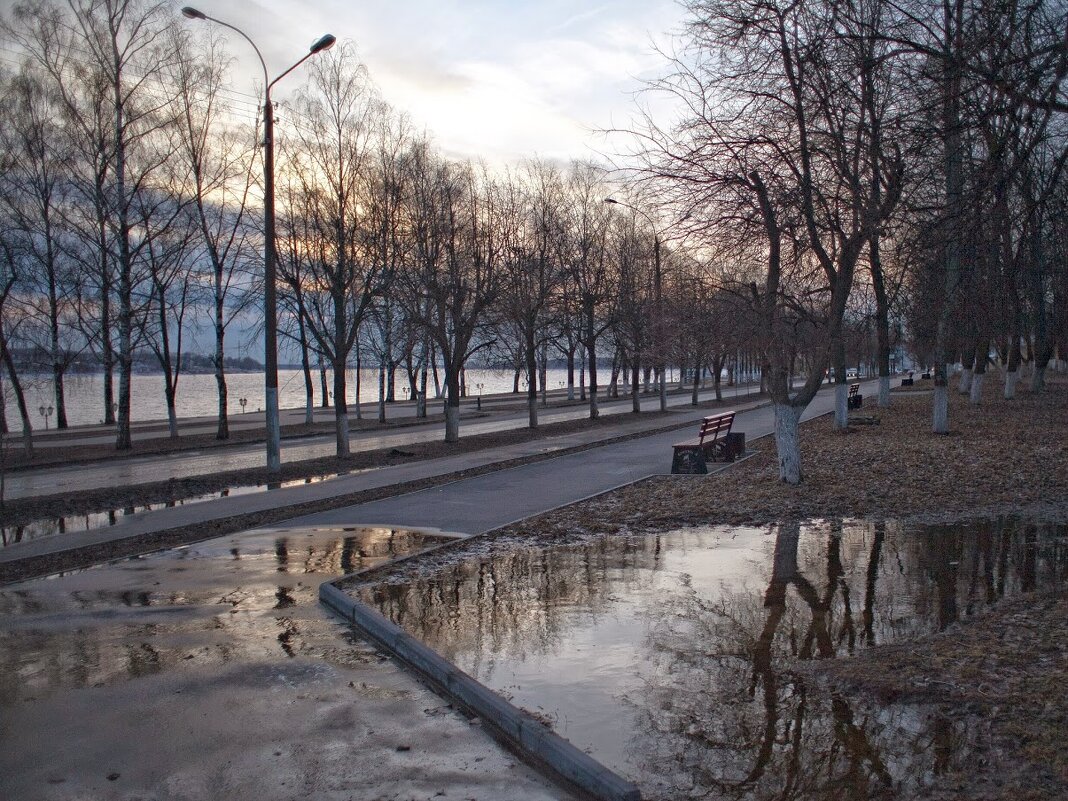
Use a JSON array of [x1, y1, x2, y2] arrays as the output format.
[[364, 517, 1067, 800]]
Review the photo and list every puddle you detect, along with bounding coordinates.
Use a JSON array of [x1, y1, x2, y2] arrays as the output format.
[[0, 473, 354, 547], [359, 518, 1068, 800], [0, 526, 446, 704]]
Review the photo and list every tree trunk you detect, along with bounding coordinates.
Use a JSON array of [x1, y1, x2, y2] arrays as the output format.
[[354, 340, 362, 421], [773, 403, 802, 484], [539, 343, 548, 408], [319, 358, 329, 408], [418, 359, 428, 418], [1004, 331, 1021, 399], [933, 383, 949, 434], [0, 335, 33, 456], [378, 354, 387, 424], [214, 321, 229, 439], [299, 314, 314, 425], [444, 358, 461, 442], [566, 348, 575, 400], [165, 378, 178, 439], [526, 328, 538, 428], [333, 355, 349, 457], [631, 354, 641, 413], [833, 342, 848, 430], [969, 341, 987, 405]]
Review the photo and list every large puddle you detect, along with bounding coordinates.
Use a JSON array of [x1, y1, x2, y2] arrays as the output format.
[[359, 518, 1068, 800], [0, 525, 446, 704], [0, 473, 354, 547]]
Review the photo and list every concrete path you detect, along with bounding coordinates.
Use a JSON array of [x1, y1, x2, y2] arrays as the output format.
[[2, 383, 768, 499], [0, 390, 773, 562], [1, 382, 873, 564], [289, 390, 842, 535]]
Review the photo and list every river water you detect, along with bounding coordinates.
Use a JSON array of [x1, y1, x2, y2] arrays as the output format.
[[4, 366, 575, 429]]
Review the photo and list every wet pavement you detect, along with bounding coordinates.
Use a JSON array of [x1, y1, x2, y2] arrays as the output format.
[[0, 526, 564, 801], [359, 517, 1068, 801]]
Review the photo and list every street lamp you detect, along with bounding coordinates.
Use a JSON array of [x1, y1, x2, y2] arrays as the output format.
[[476, 383, 484, 411], [181, 7, 335, 472], [239, 397, 248, 414], [38, 405, 53, 430], [604, 197, 666, 412]]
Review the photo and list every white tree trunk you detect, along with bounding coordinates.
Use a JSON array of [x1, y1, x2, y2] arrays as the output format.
[[774, 403, 803, 484], [878, 376, 890, 408], [1004, 369, 1019, 399], [933, 385, 949, 434], [957, 367, 972, 394], [834, 384, 848, 430], [445, 405, 460, 442], [528, 396, 538, 428], [969, 371, 984, 404], [1031, 365, 1046, 392]]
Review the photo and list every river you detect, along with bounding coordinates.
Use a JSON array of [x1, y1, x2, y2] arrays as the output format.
[[3, 366, 579, 429]]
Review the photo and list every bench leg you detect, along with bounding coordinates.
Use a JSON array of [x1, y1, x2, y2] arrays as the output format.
[[671, 447, 707, 474]]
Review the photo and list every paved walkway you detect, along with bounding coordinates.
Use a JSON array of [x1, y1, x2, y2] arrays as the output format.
[[1, 381, 867, 564], [2, 383, 768, 499]]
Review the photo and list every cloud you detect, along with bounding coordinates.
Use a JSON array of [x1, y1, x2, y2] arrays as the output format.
[[197, 0, 683, 164]]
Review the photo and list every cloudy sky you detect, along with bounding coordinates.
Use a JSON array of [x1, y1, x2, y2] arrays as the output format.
[[191, 0, 685, 164]]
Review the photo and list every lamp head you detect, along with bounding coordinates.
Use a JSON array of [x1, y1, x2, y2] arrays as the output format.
[[310, 34, 336, 54], [181, 6, 206, 19], [603, 197, 619, 204]]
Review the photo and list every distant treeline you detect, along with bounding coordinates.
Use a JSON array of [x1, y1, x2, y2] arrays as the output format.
[[8, 348, 262, 375]]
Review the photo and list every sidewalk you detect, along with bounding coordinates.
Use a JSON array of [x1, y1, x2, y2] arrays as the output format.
[[2, 382, 768, 498]]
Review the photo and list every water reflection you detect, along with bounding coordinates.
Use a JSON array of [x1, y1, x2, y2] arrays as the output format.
[[363, 518, 1067, 800], [0, 526, 443, 705], [0, 473, 351, 547]]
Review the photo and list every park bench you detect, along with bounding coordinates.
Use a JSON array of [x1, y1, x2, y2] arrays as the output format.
[[847, 383, 863, 410], [670, 411, 743, 474], [901, 371, 914, 387]]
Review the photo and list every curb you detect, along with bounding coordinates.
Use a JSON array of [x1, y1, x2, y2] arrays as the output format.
[[319, 581, 641, 801]]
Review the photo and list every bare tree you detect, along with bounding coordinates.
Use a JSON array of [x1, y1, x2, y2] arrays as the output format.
[[0, 71, 86, 429], [282, 44, 385, 456], [404, 146, 505, 442], [169, 24, 258, 439]]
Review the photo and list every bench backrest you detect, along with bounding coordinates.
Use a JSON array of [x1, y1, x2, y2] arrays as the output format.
[[698, 412, 735, 444], [848, 384, 859, 396]]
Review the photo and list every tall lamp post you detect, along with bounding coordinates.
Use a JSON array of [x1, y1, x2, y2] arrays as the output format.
[[604, 198, 666, 412], [181, 7, 335, 472]]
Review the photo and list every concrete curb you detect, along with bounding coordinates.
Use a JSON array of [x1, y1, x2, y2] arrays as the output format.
[[319, 581, 641, 801]]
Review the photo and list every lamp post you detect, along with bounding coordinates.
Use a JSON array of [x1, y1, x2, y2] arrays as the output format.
[[239, 397, 248, 414], [181, 7, 335, 472], [476, 383, 484, 411], [604, 198, 665, 412], [38, 405, 53, 430]]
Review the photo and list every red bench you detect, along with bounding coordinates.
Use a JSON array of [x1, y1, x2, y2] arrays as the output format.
[[670, 411, 742, 474]]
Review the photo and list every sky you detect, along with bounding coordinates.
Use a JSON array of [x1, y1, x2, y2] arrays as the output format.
[[187, 0, 685, 165]]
